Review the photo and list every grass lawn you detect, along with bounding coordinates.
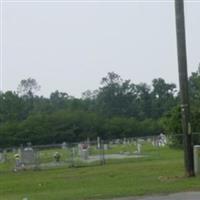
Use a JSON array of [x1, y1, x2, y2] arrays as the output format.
[[0, 147, 200, 200]]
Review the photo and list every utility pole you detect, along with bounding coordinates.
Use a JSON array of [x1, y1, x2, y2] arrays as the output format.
[[175, 0, 194, 177]]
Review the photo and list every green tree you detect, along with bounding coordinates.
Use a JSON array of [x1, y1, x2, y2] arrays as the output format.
[[0, 91, 25, 123], [151, 78, 177, 118], [97, 72, 138, 117], [189, 66, 200, 106], [17, 78, 40, 97], [135, 83, 152, 119]]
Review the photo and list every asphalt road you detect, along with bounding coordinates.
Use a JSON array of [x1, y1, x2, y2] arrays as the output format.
[[106, 192, 200, 200]]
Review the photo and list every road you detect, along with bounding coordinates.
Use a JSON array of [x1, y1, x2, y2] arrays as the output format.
[[105, 192, 200, 200]]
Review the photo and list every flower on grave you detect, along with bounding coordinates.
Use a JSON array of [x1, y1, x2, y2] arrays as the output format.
[[53, 152, 61, 162], [14, 154, 20, 160]]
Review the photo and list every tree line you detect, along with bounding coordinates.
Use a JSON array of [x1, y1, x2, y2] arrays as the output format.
[[1, 69, 200, 147]]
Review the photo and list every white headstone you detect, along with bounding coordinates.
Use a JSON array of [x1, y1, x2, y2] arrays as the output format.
[[123, 138, 127, 145], [97, 137, 101, 149], [62, 142, 67, 149], [104, 144, 108, 150], [137, 143, 141, 154], [0, 152, 4, 163]]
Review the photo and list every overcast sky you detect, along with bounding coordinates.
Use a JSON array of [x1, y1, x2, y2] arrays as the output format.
[[1, 0, 200, 97]]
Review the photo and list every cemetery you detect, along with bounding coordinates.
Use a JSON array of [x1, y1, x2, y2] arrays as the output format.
[[1, 137, 200, 200], [0, 132, 200, 200], [0, 135, 168, 171], [1, 0, 200, 199]]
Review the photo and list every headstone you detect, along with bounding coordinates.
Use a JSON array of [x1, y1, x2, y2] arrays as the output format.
[[123, 138, 127, 145], [137, 138, 145, 144], [80, 143, 89, 160], [115, 139, 120, 144], [160, 133, 167, 146], [104, 144, 108, 150], [21, 149, 36, 165], [152, 136, 159, 147], [97, 137, 101, 149], [109, 141, 113, 145], [14, 153, 21, 171], [12, 148, 17, 153], [157, 133, 167, 147], [80, 149, 88, 160], [0, 152, 4, 163], [24, 142, 33, 151], [137, 143, 141, 154], [87, 137, 90, 147], [72, 147, 76, 157], [78, 143, 82, 156], [62, 142, 67, 149], [147, 138, 152, 143], [3, 149, 7, 162]]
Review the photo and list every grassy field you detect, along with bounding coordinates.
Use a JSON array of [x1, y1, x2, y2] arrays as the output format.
[[0, 146, 200, 200]]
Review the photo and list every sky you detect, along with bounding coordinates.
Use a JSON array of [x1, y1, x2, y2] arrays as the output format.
[[1, 0, 200, 98]]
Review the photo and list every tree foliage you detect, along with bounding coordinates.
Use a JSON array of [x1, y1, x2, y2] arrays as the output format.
[[0, 72, 184, 147], [161, 67, 200, 147], [17, 78, 41, 97]]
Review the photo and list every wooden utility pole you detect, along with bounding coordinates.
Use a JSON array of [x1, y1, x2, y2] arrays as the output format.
[[175, 0, 194, 177]]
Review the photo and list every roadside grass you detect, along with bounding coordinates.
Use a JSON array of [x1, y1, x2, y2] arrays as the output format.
[[0, 146, 200, 200]]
